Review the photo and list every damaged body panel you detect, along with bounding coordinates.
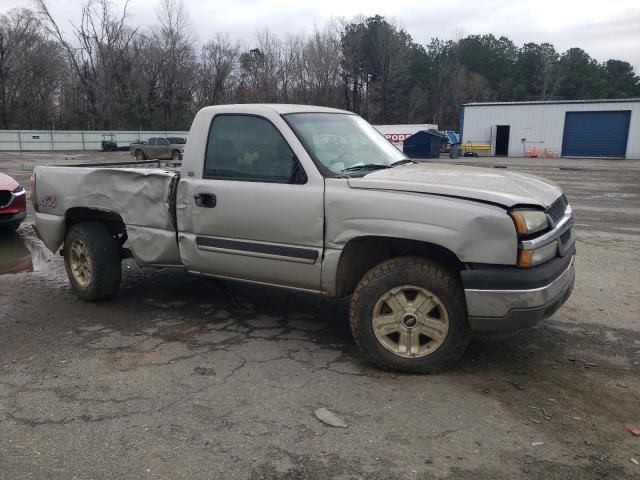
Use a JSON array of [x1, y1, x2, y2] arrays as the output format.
[[346, 163, 562, 208], [33, 167, 180, 266]]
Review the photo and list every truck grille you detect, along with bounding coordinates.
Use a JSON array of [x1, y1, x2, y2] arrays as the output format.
[[547, 195, 568, 224], [0, 190, 12, 207]]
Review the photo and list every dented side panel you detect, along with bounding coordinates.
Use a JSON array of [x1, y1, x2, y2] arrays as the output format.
[[33, 166, 180, 265], [321, 179, 518, 293]]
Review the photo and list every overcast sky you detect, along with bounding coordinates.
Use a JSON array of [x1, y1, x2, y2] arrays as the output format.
[[3, 0, 639, 69]]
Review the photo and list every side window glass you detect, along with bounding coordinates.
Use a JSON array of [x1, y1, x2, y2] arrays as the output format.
[[158, 138, 169, 146], [148, 138, 157, 146], [204, 115, 303, 183]]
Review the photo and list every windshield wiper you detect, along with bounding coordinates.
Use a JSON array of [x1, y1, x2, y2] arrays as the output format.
[[390, 159, 415, 167], [341, 164, 391, 173]]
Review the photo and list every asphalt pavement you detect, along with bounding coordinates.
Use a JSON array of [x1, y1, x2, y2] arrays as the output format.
[[1, 153, 639, 479]]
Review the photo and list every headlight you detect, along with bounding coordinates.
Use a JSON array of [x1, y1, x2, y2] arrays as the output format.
[[510, 209, 548, 235], [12, 185, 25, 194], [518, 241, 558, 268]]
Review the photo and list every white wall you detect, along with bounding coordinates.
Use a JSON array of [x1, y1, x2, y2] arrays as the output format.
[[0, 130, 189, 151], [461, 101, 640, 159]]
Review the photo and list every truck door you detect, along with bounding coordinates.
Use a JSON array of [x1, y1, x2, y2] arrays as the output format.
[[156, 137, 170, 159], [176, 113, 325, 292], [147, 137, 157, 159]]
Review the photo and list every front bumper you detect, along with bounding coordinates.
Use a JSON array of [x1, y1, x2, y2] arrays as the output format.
[[462, 254, 575, 332], [0, 210, 26, 227]]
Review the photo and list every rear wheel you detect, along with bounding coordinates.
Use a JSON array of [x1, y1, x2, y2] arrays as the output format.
[[171, 150, 181, 161], [135, 150, 145, 161], [64, 222, 121, 301], [349, 256, 470, 373]]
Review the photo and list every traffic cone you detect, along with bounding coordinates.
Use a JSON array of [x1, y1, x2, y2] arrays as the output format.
[[531, 146, 538, 158]]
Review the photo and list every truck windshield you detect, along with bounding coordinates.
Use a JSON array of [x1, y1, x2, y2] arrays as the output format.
[[284, 113, 407, 175]]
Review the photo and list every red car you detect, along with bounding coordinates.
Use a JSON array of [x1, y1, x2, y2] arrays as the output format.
[[0, 172, 26, 232]]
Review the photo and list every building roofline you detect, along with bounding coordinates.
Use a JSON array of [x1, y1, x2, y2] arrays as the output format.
[[462, 98, 640, 107]]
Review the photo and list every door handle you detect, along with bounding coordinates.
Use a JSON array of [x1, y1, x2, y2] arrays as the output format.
[[194, 193, 217, 208]]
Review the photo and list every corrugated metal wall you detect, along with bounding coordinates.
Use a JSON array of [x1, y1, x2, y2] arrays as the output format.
[[460, 101, 640, 159], [0, 130, 189, 151]]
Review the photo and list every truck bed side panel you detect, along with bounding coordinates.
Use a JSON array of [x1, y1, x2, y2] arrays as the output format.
[[34, 166, 181, 266]]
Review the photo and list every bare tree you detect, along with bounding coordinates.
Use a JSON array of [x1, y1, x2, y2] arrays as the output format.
[[302, 24, 342, 106], [0, 8, 62, 128], [36, 0, 138, 128], [154, 0, 196, 129], [197, 33, 239, 107]]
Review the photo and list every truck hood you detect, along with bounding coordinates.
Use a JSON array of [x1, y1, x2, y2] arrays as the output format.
[[346, 163, 562, 208]]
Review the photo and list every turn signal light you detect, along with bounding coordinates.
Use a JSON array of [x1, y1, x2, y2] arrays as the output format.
[[518, 250, 534, 268]]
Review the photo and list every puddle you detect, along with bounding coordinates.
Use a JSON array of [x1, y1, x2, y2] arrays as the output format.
[[0, 231, 52, 275]]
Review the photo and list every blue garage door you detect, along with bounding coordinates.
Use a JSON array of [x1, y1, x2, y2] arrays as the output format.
[[562, 111, 631, 158]]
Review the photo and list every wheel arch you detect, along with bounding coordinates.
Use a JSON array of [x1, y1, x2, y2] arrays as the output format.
[[65, 207, 128, 248], [334, 236, 464, 298]]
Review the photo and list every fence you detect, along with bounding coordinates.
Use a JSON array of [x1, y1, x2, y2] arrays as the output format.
[[0, 130, 190, 152], [0, 125, 435, 152]]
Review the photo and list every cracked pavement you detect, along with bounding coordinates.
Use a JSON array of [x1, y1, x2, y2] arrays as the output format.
[[1, 156, 639, 479]]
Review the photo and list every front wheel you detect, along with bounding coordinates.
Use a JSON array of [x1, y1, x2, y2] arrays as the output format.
[[63, 222, 121, 301], [349, 257, 470, 373]]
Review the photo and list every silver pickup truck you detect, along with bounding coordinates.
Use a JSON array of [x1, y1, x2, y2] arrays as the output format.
[[130, 137, 186, 161], [32, 104, 575, 373]]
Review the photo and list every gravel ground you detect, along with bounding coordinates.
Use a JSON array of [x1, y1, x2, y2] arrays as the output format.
[[1, 153, 639, 479]]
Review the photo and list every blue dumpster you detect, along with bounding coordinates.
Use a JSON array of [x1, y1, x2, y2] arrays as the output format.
[[403, 129, 447, 159]]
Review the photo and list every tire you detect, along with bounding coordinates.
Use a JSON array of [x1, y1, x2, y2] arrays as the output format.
[[349, 256, 470, 373], [63, 222, 121, 301], [171, 150, 180, 161], [135, 150, 145, 161]]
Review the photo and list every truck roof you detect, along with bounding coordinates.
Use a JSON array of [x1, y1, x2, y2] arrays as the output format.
[[199, 104, 353, 115]]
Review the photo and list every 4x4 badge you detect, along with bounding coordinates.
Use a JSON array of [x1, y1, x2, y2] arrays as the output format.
[[40, 195, 57, 209]]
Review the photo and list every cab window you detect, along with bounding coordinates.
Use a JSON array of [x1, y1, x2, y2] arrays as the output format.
[[204, 115, 305, 183]]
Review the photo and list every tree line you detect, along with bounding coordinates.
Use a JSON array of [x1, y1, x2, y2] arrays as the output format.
[[0, 0, 638, 131]]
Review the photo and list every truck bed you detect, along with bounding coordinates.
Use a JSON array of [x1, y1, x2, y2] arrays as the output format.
[[33, 166, 182, 266]]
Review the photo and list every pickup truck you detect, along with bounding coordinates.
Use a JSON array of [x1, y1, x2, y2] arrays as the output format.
[[130, 137, 186, 161], [32, 104, 575, 373]]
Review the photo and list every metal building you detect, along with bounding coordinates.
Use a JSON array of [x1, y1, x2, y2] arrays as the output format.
[[460, 99, 640, 159]]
